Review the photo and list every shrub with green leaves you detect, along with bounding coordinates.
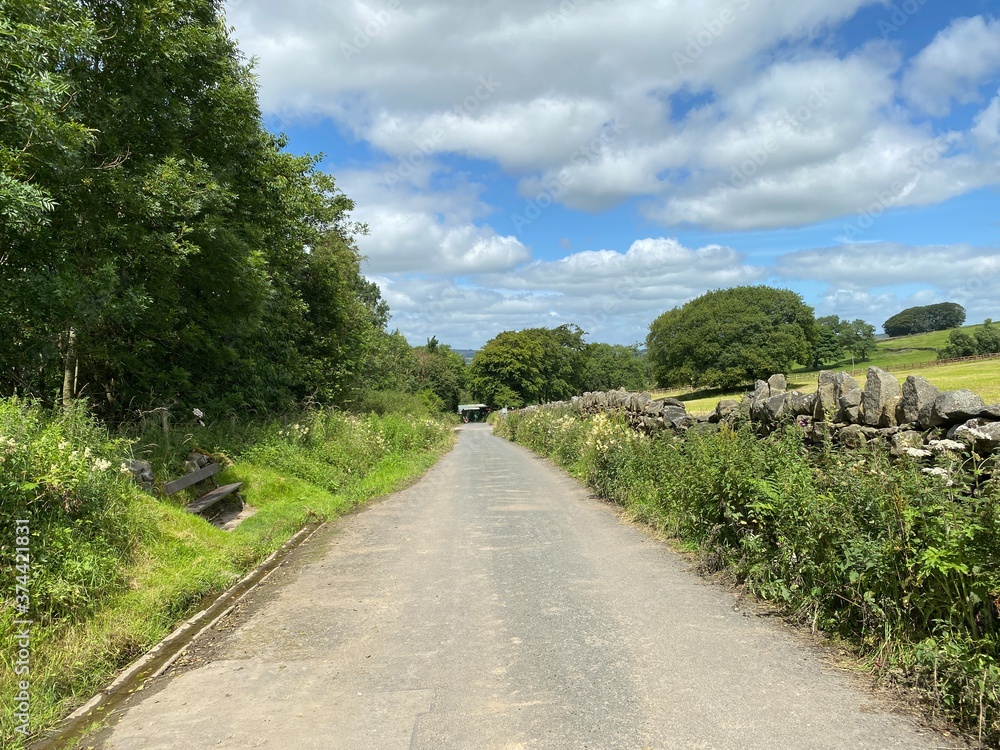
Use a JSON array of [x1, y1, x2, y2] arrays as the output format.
[[0, 399, 142, 626]]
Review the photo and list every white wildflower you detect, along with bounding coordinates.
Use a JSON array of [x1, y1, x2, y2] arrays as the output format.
[[91, 458, 112, 472], [928, 439, 965, 452], [904, 447, 932, 458]]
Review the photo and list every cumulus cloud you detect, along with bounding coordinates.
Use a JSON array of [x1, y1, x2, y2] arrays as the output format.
[[335, 169, 530, 275], [777, 243, 1000, 333], [371, 239, 1000, 347], [774, 242, 1000, 291], [224, 1, 1000, 346], [902, 16, 1000, 116], [372, 238, 765, 347], [229, 1, 1000, 231], [972, 91, 1000, 153]]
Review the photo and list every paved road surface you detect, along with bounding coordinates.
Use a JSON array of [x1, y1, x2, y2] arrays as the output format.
[[93, 424, 953, 749]]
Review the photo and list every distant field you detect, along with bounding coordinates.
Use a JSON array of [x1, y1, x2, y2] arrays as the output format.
[[657, 361, 1000, 416]]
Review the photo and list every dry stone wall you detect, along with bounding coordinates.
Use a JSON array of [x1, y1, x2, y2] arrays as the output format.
[[525, 366, 1000, 460]]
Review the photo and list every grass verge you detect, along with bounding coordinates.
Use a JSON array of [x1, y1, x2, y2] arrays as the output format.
[[0, 401, 453, 747]]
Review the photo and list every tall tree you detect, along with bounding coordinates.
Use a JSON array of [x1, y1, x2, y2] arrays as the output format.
[[469, 324, 588, 407], [647, 286, 816, 389], [840, 319, 877, 363], [810, 316, 844, 369], [1, 0, 373, 418], [580, 343, 649, 392], [411, 339, 467, 412]]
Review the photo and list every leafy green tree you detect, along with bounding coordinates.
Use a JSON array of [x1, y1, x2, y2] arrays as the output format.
[[841, 319, 877, 362], [883, 302, 966, 337], [646, 286, 816, 389], [974, 319, 1000, 355], [469, 330, 545, 408], [525, 324, 587, 403], [468, 325, 586, 407], [939, 330, 979, 359], [0, 0, 94, 231], [411, 338, 467, 412], [581, 343, 650, 391], [810, 316, 844, 369], [1, 0, 376, 419]]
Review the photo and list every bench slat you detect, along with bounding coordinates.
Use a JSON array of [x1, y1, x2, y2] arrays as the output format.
[[164, 462, 221, 495], [185, 482, 243, 515]]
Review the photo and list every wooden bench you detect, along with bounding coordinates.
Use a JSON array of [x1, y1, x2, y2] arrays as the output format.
[[164, 462, 243, 516]]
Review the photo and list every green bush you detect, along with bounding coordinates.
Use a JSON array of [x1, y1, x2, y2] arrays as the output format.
[[0, 399, 143, 626], [494, 408, 1000, 743]]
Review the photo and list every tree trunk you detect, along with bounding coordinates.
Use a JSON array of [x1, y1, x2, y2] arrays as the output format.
[[62, 326, 77, 407]]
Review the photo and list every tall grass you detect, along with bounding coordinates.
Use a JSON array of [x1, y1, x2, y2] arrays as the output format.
[[0, 399, 453, 747], [495, 407, 1000, 745]]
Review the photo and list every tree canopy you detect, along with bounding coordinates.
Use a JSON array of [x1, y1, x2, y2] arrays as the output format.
[[0, 0, 401, 419], [469, 326, 580, 408], [580, 343, 650, 392], [811, 316, 877, 368], [883, 303, 966, 337], [646, 286, 816, 389]]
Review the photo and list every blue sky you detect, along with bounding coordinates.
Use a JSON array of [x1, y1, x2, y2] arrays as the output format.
[[228, 0, 1000, 349]]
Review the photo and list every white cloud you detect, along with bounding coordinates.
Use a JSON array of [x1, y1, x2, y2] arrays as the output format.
[[230, 1, 1000, 231], [373, 239, 1000, 347], [972, 91, 1000, 153], [373, 237, 765, 347], [902, 16, 1000, 116], [774, 242, 1000, 291], [777, 242, 1000, 331], [335, 169, 530, 275]]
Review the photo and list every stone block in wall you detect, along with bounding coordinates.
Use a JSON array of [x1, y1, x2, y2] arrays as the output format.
[[979, 403, 1000, 420], [890, 430, 924, 456], [949, 419, 1000, 452], [128, 459, 155, 493], [926, 389, 986, 428], [659, 397, 686, 409], [839, 386, 863, 424], [767, 373, 787, 394], [753, 380, 769, 401], [662, 406, 691, 431], [814, 371, 839, 422], [835, 372, 863, 423], [898, 376, 940, 426], [788, 391, 816, 417], [711, 399, 740, 424], [764, 393, 789, 423], [804, 420, 829, 444], [862, 367, 901, 427], [838, 424, 867, 448]]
